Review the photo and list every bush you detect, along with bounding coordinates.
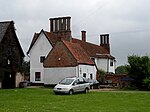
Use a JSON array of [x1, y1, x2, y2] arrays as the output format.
[[143, 77, 150, 90]]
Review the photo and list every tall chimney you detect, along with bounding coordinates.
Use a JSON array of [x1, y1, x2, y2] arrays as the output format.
[[81, 30, 86, 42], [49, 16, 72, 41], [100, 34, 110, 53], [50, 19, 53, 32]]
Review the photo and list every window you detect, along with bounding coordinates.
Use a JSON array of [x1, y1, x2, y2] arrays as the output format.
[[90, 74, 93, 79], [8, 59, 10, 65], [35, 72, 41, 81], [40, 56, 45, 63], [110, 60, 113, 66], [91, 57, 95, 62], [83, 73, 86, 78]]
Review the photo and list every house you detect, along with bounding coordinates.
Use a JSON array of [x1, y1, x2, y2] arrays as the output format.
[[0, 21, 25, 88], [27, 16, 116, 85], [43, 40, 96, 84]]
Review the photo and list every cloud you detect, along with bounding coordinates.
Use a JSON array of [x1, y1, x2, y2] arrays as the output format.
[[0, 0, 150, 66]]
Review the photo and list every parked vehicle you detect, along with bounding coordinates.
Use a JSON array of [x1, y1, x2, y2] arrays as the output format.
[[87, 79, 100, 89], [53, 77, 90, 95], [19, 80, 31, 88]]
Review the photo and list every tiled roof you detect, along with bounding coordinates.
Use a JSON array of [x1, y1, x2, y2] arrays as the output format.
[[27, 30, 115, 59], [72, 38, 115, 59], [44, 31, 57, 46], [0, 21, 11, 42], [0, 21, 25, 57], [44, 41, 94, 67], [63, 40, 94, 65], [95, 54, 115, 59]]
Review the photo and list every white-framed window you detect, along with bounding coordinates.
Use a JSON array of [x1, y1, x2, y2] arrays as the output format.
[[83, 73, 86, 78], [35, 72, 41, 81], [110, 60, 113, 66], [40, 56, 45, 63]]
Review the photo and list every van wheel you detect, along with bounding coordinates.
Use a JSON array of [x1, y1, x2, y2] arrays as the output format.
[[85, 88, 89, 93], [69, 90, 73, 95]]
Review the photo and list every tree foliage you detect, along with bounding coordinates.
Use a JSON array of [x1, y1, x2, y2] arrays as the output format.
[[115, 65, 128, 74], [97, 69, 106, 84], [22, 60, 30, 75], [143, 77, 150, 90], [127, 55, 150, 90]]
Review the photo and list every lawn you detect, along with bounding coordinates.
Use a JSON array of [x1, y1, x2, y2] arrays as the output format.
[[0, 88, 150, 112]]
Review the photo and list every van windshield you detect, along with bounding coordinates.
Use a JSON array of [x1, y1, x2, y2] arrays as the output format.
[[59, 78, 74, 85]]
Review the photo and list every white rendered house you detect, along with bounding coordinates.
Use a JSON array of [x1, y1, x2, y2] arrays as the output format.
[[27, 16, 116, 85]]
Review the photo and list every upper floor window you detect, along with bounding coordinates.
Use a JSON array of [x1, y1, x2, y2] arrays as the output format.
[[40, 56, 45, 63], [8, 59, 10, 65], [110, 60, 113, 66]]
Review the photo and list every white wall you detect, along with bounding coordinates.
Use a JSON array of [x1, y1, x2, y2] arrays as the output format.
[[95, 58, 108, 72], [44, 67, 77, 84], [78, 64, 97, 80], [108, 59, 116, 73], [44, 64, 96, 84], [95, 58, 115, 73], [29, 32, 52, 83], [30, 68, 44, 83]]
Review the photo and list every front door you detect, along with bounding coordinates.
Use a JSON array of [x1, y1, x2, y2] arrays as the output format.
[[2, 72, 15, 88]]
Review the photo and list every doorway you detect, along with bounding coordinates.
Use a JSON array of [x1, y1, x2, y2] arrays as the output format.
[[2, 72, 15, 88]]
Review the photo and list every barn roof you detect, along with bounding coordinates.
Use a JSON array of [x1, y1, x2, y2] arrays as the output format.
[[0, 21, 12, 42], [0, 21, 25, 57]]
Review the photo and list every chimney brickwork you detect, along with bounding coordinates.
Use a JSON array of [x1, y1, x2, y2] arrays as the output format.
[[100, 34, 110, 53], [50, 16, 72, 41], [81, 30, 86, 42]]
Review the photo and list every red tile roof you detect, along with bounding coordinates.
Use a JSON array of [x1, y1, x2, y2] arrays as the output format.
[[72, 38, 115, 59], [44, 41, 94, 67], [27, 30, 115, 59], [63, 40, 94, 65]]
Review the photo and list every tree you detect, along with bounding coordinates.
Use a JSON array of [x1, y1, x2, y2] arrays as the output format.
[[115, 65, 128, 74], [127, 55, 150, 90], [22, 60, 30, 75], [97, 69, 106, 84], [143, 77, 150, 90]]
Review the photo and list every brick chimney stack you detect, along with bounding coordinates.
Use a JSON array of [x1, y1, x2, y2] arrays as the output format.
[[81, 30, 86, 42], [50, 16, 71, 41], [100, 34, 110, 53]]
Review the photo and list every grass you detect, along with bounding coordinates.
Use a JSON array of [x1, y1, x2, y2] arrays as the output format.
[[0, 88, 150, 112]]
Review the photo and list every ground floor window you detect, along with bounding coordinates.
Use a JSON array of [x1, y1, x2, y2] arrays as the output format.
[[35, 72, 41, 81], [83, 73, 86, 78], [90, 74, 93, 79]]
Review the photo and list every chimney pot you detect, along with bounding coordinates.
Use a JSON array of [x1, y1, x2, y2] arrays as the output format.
[[81, 30, 86, 42]]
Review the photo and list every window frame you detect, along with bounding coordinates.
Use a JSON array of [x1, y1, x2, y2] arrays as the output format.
[[40, 56, 45, 63], [110, 60, 113, 66], [83, 73, 86, 78], [35, 72, 41, 81]]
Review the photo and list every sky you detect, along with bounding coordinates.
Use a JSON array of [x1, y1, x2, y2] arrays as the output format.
[[0, 0, 150, 66]]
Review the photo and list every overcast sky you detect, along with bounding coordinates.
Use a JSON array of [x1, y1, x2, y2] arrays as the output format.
[[0, 0, 150, 66]]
